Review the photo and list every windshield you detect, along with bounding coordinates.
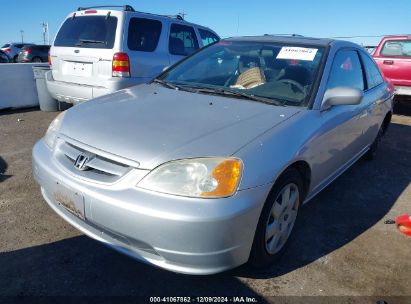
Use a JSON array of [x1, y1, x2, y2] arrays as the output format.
[[160, 41, 325, 107], [54, 16, 117, 49]]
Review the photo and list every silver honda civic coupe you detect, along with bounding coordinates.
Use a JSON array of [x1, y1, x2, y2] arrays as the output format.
[[32, 36, 393, 275]]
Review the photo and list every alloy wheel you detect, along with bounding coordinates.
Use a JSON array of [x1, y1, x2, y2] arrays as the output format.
[[265, 183, 299, 255]]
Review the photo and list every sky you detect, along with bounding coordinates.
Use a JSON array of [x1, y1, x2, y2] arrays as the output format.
[[1, 0, 410, 47]]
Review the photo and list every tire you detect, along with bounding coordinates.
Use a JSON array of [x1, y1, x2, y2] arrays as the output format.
[[13, 55, 18, 63], [249, 167, 303, 268], [363, 126, 383, 160], [32, 57, 42, 63]]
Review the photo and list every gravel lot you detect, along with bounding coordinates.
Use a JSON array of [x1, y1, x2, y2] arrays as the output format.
[[0, 101, 410, 303]]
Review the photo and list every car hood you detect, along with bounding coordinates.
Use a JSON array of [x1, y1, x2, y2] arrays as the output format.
[[60, 84, 300, 169]]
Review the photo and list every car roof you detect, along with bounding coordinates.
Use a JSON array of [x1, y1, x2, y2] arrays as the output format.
[[22, 45, 50, 48], [70, 8, 217, 34], [224, 35, 333, 46], [381, 35, 411, 40], [224, 35, 361, 49]]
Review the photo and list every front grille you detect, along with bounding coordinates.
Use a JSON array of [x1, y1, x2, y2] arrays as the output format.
[[56, 139, 133, 183]]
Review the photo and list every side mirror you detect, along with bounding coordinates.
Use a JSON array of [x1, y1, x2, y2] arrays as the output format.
[[321, 87, 363, 111]]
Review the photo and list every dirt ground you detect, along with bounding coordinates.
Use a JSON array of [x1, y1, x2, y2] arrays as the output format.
[[0, 101, 410, 303]]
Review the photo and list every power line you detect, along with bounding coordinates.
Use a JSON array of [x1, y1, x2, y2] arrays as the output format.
[[330, 34, 411, 39]]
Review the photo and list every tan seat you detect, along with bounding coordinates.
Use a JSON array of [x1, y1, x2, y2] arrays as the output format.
[[234, 67, 266, 89]]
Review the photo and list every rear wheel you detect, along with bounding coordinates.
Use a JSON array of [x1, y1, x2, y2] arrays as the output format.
[[32, 57, 42, 63], [249, 168, 303, 268]]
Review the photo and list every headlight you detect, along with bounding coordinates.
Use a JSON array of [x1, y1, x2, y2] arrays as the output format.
[[137, 158, 243, 198], [44, 111, 66, 149]]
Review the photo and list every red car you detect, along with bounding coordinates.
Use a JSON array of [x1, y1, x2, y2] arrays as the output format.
[[373, 36, 411, 96]]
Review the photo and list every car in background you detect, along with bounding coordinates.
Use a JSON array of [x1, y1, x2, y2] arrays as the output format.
[[0, 50, 11, 63], [17, 45, 50, 63], [46, 5, 220, 104], [1, 42, 35, 62], [373, 36, 411, 96], [33, 36, 393, 274]]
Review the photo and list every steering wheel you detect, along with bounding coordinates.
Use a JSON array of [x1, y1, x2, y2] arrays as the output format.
[[278, 79, 305, 94]]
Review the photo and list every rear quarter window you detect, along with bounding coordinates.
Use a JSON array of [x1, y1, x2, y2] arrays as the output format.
[[198, 29, 219, 46], [381, 40, 411, 57], [128, 18, 162, 52], [169, 24, 199, 56], [54, 16, 118, 49]]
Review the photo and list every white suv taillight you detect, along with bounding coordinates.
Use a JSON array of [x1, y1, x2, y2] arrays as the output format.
[[112, 52, 130, 77]]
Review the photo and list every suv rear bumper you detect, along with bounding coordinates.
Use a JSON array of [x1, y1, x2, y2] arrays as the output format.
[[45, 71, 142, 104]]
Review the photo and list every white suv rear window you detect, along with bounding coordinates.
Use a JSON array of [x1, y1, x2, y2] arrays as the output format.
[[54, 15, 118, 49]]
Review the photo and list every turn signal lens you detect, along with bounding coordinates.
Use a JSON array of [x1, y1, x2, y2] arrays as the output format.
[[200, 159, 242, 197], [112, 52, 130, 77]]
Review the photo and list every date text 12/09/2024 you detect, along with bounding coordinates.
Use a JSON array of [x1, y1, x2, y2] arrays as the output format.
[[149, 297, 259, 303]]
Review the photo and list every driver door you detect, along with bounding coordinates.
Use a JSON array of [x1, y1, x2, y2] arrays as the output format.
[[309, 49, 368, 189]]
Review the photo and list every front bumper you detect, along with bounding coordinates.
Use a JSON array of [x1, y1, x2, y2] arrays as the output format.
[[32, 140, 270, 274]]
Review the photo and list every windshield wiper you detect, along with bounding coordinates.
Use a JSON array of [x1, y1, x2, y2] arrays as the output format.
[[219, 89, 285, 106], [152, 79, 196, 93], [75, 39, 105, 46], [184, 85, 285, 106]]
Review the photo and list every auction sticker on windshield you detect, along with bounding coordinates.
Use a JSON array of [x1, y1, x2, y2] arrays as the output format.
[[277, 47, 318, 61]]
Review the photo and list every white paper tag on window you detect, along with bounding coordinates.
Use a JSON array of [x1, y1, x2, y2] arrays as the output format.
[[276, 47, 318, 61]]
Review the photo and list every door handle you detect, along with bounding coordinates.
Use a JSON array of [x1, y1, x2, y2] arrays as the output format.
[[383, 60, 394, 65], [359, 110, 368, 119]]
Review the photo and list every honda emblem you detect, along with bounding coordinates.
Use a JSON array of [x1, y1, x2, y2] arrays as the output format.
[[74, 154, 89, 171]]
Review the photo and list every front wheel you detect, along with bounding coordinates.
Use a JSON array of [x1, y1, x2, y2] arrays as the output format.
[[249, 168, 303, 268]]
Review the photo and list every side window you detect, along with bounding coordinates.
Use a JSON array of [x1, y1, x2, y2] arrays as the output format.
[[169, 24, 199, 56], [128, 18, 162, 52], [381, 40, 411, 57], [327, 50, 364, 91], [198, 29, 219, 46], [360, 52, 384, 90]]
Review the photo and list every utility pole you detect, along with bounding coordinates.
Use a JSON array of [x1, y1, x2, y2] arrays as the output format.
[[20, 30, 24, 43], [47, 23, 50, 45], [41, 22, 48, 45], [178, 12, 187, 20]]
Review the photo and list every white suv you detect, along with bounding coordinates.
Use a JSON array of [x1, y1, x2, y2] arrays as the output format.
[[46, 5, 220, 104]]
